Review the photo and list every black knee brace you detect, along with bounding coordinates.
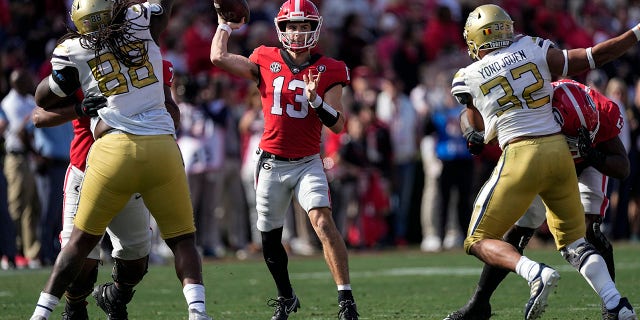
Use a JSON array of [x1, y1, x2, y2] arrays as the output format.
[[561, 241, 599, 270], [503, 226, 535, 254], [112, 256, 149, 288], [585, 215, 615, 281], [65, 261, 99, 304]]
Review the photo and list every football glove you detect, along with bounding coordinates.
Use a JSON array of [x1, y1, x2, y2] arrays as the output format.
[[75, 95, 107, 117], [463, 127, 485, 155], [577, 126, 606, 167]]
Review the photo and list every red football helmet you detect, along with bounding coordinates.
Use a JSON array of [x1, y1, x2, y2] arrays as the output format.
[[551, 81, 600, 158], [274, 0, 323, 51]]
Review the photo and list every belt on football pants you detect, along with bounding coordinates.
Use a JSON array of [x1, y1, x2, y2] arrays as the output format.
[[258, 148, 305, 162]]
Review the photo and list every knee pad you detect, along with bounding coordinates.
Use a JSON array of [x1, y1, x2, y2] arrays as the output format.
[[585, 216, 615, 280], [503, 226, 535, 254], [112, 256, 149, 287], [65, 261, 99, 303], [561, 241, 599, 270]]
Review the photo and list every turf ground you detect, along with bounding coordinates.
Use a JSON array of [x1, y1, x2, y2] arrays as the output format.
[[3, 242, 639, 320]]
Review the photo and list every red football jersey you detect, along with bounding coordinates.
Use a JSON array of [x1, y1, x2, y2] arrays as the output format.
[[250, 46, 350, 158], [69, 60, 175, 171]]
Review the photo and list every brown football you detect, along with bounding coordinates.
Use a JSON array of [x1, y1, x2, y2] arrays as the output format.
[[213, 0, 250, 24]]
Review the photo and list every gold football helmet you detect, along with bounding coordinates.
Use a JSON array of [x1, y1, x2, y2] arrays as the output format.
[[70, 0, 114, 34], [463, 4, 514, 60]]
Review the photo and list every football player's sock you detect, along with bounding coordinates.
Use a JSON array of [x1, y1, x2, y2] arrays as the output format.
[[262, 228, 294, 298], [474, 263, 510, 304], [600, 282, 621, 310], [183, 283, 206, 313], [577, 253, 620, 309], [33, 292, 59, 319], [515, 256, 540, 282], [337, 284, 353, 303]]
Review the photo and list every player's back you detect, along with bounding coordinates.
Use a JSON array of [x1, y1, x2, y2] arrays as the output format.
[[52, 3, 173, 136], [452, 35, 560, 148]]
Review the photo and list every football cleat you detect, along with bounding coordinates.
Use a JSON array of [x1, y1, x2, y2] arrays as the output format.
[[603, 297, 638, 320], [524, 264, 560, 320], [188, 308, 213, 320], [93, 282, 134, 320], [443, 302, 491, 320], [338, 300, 359, 320], [268, 295, 300, 320], [61, 301, 89, 320]]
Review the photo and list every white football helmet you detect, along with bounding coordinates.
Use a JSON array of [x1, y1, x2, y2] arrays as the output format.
[[274, 0, 323, 52], [463, 4, 514, 60]]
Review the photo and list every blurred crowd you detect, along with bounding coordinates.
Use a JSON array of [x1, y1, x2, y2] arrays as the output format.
[[1, 0, 640, 269]]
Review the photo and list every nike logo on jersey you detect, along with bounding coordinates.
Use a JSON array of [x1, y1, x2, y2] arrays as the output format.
[[135, 194, 142, 199]]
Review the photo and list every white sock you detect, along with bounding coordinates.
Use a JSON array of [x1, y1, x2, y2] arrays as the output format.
[[32, 292, 59, 319], [515, 256, 540, 282], [576, 254, 620, 309], [337, 284, 352, 291], [183, 283, 206, 313], [600, 282, 621, 310]]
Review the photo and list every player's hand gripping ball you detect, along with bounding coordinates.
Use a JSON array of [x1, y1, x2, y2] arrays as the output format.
[[213, 0, 250, 23]]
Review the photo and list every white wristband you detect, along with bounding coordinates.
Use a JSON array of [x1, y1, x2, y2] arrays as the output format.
[[633, 25, 640, 41], [586, 47, 596, 70], [217, 24, 232, 35], [309, 95, 322, 108], [562, 49, 569, 77]]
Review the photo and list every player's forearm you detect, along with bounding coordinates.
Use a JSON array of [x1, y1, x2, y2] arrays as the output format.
[[32, 106, 78, 128], [595, 153, 630, 180]]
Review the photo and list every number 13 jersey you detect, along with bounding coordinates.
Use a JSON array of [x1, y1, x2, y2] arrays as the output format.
[[250, 46, 350, 158]]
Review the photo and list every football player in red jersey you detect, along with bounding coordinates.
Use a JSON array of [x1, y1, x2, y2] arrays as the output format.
[[445, 80, 630, 320], [210, 1, 358, 319], [31, 60, 180, 319]]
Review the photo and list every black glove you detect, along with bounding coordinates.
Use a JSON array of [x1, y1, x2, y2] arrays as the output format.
[[577, 126, 606, 167], [75, 95, 107, 117], [463, 128, 485, 155]]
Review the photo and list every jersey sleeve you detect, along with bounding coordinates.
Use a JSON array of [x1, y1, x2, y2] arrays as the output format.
[[320, 59, 350, 92], [594, 99, 623, 144], [451, 68, 470, 100], [162, 60, 174, 87], [249, 45, 267, 65], [49, 41, 81, 97]]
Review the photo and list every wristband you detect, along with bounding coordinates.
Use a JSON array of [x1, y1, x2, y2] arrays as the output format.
[[309, 95, 322, 108], [633, 25, 640, 41], [562, 49, 569, 77], [308, 96, 340, 127], [217, 23, 232, 35], [586, 47, 596, 70]]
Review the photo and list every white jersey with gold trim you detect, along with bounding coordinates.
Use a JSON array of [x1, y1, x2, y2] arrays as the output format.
[[50, 2, 174, 136], [451, 35, 560, 148]]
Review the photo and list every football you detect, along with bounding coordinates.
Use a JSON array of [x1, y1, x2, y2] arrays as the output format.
[[213, 0, 250, 24]]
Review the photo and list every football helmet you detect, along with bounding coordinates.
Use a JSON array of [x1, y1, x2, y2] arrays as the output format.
[[274, 0, 323, 51], [552, 81, 600, 158], [70, 0, 114, 35], [463, 4, 514, 60]]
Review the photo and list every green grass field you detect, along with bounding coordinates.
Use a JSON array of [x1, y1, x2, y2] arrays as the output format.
[[2, 243, 639, 319]]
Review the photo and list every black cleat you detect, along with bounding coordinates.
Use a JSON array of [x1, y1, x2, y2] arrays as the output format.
[[61, 301, 88, 320], [338, 300, 359, 320], [443, 302, 491, 320], [92, 282, 134, 320], [268, 295, 300, 320]]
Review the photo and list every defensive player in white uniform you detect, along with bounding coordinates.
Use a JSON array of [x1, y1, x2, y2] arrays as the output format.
[[30, 1, 213, 320], [451, 4, 638, 320], [446, 80, 630, 320]]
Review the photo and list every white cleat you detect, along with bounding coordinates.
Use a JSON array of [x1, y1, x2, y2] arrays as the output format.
[[524, 263, 560, 320]]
